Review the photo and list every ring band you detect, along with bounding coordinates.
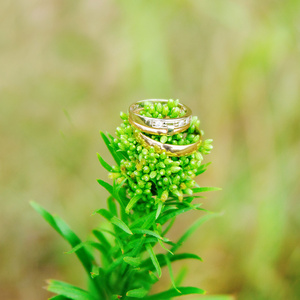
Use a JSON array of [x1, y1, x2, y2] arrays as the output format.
[[134, 128, 202, 157], [129, 99, 192, 136]]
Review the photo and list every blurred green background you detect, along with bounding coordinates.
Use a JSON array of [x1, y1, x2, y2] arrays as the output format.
[[1, 1, 299, 299]]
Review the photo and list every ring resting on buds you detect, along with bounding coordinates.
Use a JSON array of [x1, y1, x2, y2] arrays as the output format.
[[129, 99, 201, 157]]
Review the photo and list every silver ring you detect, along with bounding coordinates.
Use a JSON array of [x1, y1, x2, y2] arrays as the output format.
[[129, 99, 192, 136]]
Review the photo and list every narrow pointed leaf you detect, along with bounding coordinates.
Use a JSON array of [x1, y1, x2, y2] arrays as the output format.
[[107, 196, 118, 216], [158, 204, 202, 225], [30, 202, 94, 275], [141, 253, 202, 270], [113, 178, 127, 210], [145, 244, 162, 277], [149, 270, 159, 283], [94, 208, 113, 220], [143, 286, 205, 299], [97, 179, 114, 196], [97, 153, 112, 172], [65, 241, 106, 256], [100, 131, 121, 165], [125, 194, 141, 214], [171, 213, 218, 253], [192, 187, 221, 193], [126, 287, 148, 298], [175, 266, 188, 287], [47, 280, 96, 300], [123, 256, 141, 267], [92, 230, 111, 250], [111, 216, 133, 235], [156, 202, 163, 220], [195, 162, 212, 176], [165, 255, 180, 293], [162, 217, 176, 236], [131, 228, 168, 241], [94, 209, 132, 235], [158, 239, 173, 255]]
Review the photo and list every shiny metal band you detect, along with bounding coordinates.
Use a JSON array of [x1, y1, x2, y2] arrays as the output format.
[[134, 128, 202, 157], [129, 99, 192, 136]]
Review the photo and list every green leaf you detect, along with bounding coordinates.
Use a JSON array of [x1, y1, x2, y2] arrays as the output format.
[[125, 194, 142, 214], [192, 187, 221, 193], [127, 235, 146, 256], [97, 179, 114, 196], [113, 178, 127, 210], [47, 280, 96, 300], [131, 228, 168, 241], [106, 250, 135, 274], [143, 286, 205, 299], [158, 239, 173, 255], [92, 230, 111, 250], [125, 237, 157, 252], [63, 242, 94, 254], [130, 212, 156, 230], [148, 270, 159, 283], [107, 196, 118, 216], [141, 253, 202, 270], [123, 256, 141, 267], [145, 244, 162, 278], [195, 162, 211, 176], [65, 241, 106, 255], [49, 296, 70, 300], [93, 208, 113, 219], [162, 217, 176, 236], [97, 153, 112, 172], [100, 131, 121, 165], [30, 202, 94, 275], [158, 204, 202, 225], [165, 255, 180, 293], [126, 287, 148, 298], [94, 209, 133, 235], [171, 213, 218, 253], [155, 202, 163, 220], [111, 216, 133, 235], [174, 266, 188, 287]]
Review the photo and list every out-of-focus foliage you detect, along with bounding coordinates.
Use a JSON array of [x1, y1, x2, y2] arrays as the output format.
[[0, 1, 299, 299]]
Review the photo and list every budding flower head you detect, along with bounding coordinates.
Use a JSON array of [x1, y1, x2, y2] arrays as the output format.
[[111, 99, 212, 214]]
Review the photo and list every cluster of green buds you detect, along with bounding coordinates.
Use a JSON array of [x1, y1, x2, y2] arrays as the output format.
[[109, 99, 213, 214]]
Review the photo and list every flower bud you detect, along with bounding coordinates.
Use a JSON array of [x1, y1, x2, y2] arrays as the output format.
[[168, 99, 175, 109], [160, 135, 167, 144], [150, 171, 157, 179], [171, 166, 181, 173], [120, 111, 128, 120], [161, 190, 169, 202], [143, 166, 150, 173], [162, 105, 169, 116], [162, 177, 169, 185], [183, 188, 193, 195], [136, 189, 143, 195]]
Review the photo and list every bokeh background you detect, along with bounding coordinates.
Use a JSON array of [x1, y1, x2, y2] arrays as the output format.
[[1, 1, 299, 299]]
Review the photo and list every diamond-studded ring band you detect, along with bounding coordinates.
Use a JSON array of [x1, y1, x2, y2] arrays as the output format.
[[128, 99, 192, 136]]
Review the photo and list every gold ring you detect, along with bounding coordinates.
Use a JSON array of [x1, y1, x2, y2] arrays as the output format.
[[134, 128, 202, 157], [129, 99, 192, 136]]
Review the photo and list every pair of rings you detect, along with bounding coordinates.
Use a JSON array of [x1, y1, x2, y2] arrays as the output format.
[[128, 99, 201, 157]]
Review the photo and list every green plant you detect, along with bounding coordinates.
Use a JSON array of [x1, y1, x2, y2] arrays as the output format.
[[31, 99, 222, 300]]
